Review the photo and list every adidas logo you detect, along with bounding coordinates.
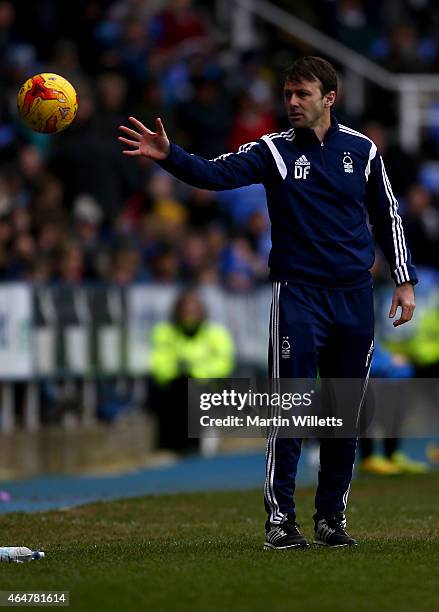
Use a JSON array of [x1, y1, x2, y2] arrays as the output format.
[[294, 155, 311, 179]]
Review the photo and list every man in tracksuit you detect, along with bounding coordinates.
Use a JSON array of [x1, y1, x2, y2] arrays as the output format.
[[118, 56, 417, 548]]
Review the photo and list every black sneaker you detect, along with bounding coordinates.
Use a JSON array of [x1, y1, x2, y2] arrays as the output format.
[[264, 518, 309, 550], [313, 517, 357, 547]]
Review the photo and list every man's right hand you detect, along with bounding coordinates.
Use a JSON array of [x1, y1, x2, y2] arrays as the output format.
[[118, 116, 170, 160]]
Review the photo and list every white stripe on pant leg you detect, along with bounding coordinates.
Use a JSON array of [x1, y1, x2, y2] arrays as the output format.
[[265, 282, 281, 521], [265, 282, 282, 522], [266, 282, 284, 523], [264, 283, 277, 507], [264, 282, 278, 517], [270, 282, 282, 520], [264, 291, 278, 519], [340, 439, 358, 527], [341, 343, 374, 523], [342, 484, 351, 515], [355, 340, 374, 430], [340, 438, 357, 526]]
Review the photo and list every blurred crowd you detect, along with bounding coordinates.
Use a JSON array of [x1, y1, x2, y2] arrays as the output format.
[[298, 0, 439, 73], [0, 0, 439, 292]]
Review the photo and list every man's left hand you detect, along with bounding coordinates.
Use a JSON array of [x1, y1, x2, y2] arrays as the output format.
[[389, 282, 416, 327]]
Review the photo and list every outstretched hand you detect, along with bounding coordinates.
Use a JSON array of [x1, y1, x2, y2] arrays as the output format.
[[118, 116, 170, 160], [389, 282, 415, 327]]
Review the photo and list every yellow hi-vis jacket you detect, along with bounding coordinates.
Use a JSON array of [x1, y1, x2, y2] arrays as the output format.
[[386, 308, 439, 367], [150, 321, 235, 384]]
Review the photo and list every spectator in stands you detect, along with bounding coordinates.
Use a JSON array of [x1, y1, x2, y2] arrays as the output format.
[[22, 255, 51, 283], [72, 194, 103, 278], [37, 222, 66, 263], [51, 89, 138, 222], [383, 24, 429, 73], [149, 289, 234, 452], [176, 76, 232, 158], [107, 239, 147, 284], [363, 122, 420, 198], [50, 39, 85, 86], [146, 169, 188, 228], [0, 212, 11, 246], [148, 243, 181, 283], [228, 51, 275, 115], [227, 91, 277, 153], [335, 0, 378, 54], [151, 0, 209, 54], [31, 175, 66, 226], [185, 187, 222, 229], [133, 79, 179, 143], [403, 184, 439, 270], [55, 241, 84, 284], [17, 145, 46, 194], [221, 235, 267, 292], [244, 210, 272, 261], [6, 231, 36, 279], [181, 231, 218, 284], [95, 72, 129, 133]]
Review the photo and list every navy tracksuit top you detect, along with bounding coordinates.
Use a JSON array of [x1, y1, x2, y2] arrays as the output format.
[[159, 116, 418, 289]]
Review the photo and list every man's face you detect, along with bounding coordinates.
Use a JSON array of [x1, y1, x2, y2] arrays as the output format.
[[283, 78, 334, 129]]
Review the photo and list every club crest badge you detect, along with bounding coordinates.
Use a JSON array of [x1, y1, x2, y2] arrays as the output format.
[[343, 152, 353, 173]]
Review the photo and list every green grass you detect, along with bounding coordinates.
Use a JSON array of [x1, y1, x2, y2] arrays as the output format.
[[1, 474, 438, 612]]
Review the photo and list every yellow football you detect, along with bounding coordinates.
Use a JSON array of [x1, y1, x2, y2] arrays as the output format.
[[17, 73, 78, 134]]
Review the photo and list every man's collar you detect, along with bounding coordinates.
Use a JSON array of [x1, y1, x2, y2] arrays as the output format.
[[293, 114, 339, 146]]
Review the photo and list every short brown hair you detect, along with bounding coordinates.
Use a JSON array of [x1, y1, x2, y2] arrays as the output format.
[[284, 56, 338, 96]]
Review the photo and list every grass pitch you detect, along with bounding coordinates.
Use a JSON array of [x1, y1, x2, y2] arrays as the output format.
[[0, 473, 438, 612]]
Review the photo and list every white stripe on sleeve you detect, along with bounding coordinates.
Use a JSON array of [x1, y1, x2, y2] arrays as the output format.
[[261, 136, 288, 180], [380, 158, 404, 269], [365, 142, 377, 182]]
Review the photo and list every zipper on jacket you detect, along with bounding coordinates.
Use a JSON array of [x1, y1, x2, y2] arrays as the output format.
[[320, 140, 326, 169]]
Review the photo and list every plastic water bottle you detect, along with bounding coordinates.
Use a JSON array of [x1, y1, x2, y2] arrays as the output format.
[[0, 547, 45, 563]]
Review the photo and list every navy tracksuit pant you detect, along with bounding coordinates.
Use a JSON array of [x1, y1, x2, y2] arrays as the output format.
[[265, 281, 374, 524]]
